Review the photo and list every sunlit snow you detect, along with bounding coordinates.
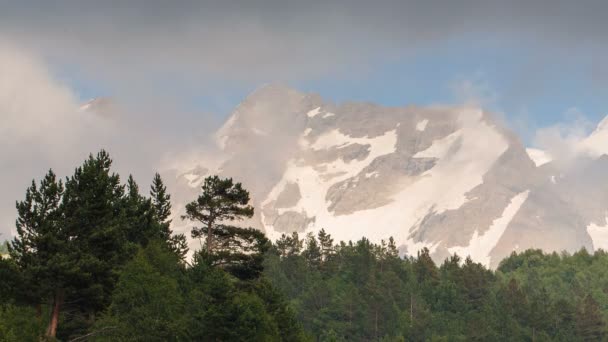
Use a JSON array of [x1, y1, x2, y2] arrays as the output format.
[[448, 190, 530, 267], [526, 148, 552, 167], [416, 119, 429, 131], [262, 108, 509, 257], [306, 107, 321, 118]]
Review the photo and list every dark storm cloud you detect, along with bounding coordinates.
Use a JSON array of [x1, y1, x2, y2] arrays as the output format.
[[1, 0, 607, 80]]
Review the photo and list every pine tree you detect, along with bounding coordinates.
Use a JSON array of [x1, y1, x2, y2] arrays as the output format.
[[387, 237, 399, 259], [56, 151, 145, 337], [303, 232, 322, 269], [275, 232, 303, 258], [414, 248, 439, 285], [9, 170, 66, 338], [317, 228, 335, 262], [123, 174, 157, 246], [182, 176, 254, 255], [203, 224, 270, 280]]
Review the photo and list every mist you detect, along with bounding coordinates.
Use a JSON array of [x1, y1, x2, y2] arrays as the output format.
[[2, 1, 608, 239]]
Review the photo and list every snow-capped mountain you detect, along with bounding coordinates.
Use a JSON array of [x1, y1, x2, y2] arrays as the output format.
[[171, 84, 608, 268]]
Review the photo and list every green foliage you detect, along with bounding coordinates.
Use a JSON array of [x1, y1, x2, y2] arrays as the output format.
[[150, 172, 172, 228], [196, 224, 270, 280], [5, 150, 608, 341], [183, 175, 254, 254], [0, 304, 45, 341], [6, 151, 191, 339], [183, 255, 305, 341], [150, 173, 189, 261], [0, 258, 19, 303], [265, 233, 608, 341], [93, 242, 187, 341]]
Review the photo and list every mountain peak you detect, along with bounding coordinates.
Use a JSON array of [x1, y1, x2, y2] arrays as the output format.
[[579, 114, 608, 157], [244, 83, 306, 103], [170, 87, 607, 268], [595, 114, 608, 132]]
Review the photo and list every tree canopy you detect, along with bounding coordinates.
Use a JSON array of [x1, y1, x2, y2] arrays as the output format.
[[1, 150, 607, 341]]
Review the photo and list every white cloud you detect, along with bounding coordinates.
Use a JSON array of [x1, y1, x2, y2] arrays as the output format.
[[532, 107, 595, 167], [450, 72, 499, 107], [0, 42, 223, 239]]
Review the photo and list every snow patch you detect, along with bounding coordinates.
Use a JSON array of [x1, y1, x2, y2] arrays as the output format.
[[414, 131, 460, 159], [307, 107, 321, 118], [262, 108, 509, 254], [310, 129, 396, 152], [216, 112, 239, 149], [323, 112, 335, 118], [526, 148, 552, 167], [579, 115, 608, 158], [448, 190, 530, 268], [251, 127, 267, 136], [365, 171, 379, 178], [407, 109, 509, 213], [261, 128, 398, 241], [416, 119, 429, 131]]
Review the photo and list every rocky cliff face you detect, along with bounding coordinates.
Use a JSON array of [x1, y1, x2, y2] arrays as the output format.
[[171, 84, 608, 268]]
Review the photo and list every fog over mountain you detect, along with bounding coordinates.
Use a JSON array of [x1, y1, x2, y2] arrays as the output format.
[[2, 51, 607, 268], [165, 84, 608, 268], [2, 0, 608, 267]]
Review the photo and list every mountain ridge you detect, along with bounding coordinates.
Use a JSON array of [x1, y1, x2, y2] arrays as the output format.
[[169, 84, 608, 268]]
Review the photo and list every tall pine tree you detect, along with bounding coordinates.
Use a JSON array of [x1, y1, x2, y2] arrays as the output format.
[[9, 170, 66, 338], [182, 175, 254, 254]]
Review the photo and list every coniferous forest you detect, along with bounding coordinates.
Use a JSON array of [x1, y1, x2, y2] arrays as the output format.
[[1, 151, 608, 341]]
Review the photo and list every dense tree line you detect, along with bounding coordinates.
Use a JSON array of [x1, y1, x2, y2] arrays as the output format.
[[0, 151, 303, 341], [264, 232, 608, 341], [0, 150, 607, 341]]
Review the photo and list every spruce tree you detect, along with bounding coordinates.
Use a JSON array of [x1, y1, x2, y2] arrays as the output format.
[[150, 173, 188, 260], [150, 172, 172, 239], [124, 174, 157, 246]]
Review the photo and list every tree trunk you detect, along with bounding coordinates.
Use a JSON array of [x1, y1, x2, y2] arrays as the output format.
[[374, 308, 379, 340], [36, 303, 41, 321], [410, 293, 414, 328], [206, 222, 213, 254], [46, 289, 64, 338]]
